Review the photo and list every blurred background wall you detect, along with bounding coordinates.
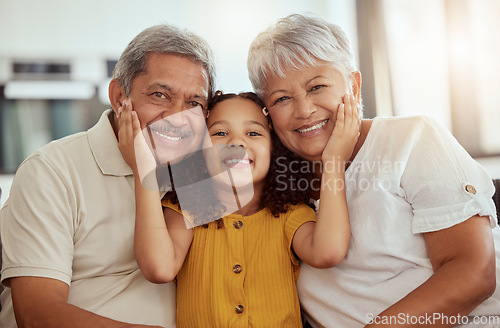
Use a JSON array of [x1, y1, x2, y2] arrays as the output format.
[[1, 0, 499, 207]]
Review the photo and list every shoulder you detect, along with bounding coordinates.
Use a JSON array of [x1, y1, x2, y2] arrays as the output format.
[[18, 131, 87, 168], [21, 132, 90, 175], [370, 115, 455, 152], [284, 203, 317, 221], [373, 115, 443, 135]]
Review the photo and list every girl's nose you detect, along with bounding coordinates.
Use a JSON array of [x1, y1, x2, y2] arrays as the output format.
[[228, 135, 246, 148]]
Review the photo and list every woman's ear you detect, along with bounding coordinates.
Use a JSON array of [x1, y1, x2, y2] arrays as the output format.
[[351, 71, 362, 102], [108, 78, 126, 115]]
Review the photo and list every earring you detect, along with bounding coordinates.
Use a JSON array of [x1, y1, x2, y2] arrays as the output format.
[[268, 121, 274, 130], [262, 107, 269, 116], [206, 110, 210, 119]]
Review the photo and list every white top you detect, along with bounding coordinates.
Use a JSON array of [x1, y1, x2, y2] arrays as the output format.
[[0, 110, 176, 328], [297, 116, 500, 327]]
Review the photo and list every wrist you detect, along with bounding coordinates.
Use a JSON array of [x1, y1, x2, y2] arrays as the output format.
[[321, 155, 347, 172]]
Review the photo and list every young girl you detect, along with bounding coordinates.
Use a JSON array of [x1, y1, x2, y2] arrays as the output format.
[[118, 91, 360, 327]]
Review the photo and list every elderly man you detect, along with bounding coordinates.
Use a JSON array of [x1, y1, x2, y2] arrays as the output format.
[[0, 24, 215, 328]]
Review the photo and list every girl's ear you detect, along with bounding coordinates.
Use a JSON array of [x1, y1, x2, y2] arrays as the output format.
[[109, 78, 126, 115]]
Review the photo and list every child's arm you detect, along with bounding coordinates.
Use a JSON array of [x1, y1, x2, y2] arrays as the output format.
[[292, 94, 360, 268], [118, 100, 193, 283]]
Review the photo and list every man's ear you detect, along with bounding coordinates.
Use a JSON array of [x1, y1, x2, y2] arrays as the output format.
[[109, 78, 126, 115]]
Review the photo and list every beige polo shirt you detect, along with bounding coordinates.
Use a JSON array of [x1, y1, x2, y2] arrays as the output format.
[[0, 110, 176, 328]]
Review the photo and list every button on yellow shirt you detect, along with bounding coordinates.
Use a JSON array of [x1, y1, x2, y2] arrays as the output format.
[[163, 201, 316, 328]]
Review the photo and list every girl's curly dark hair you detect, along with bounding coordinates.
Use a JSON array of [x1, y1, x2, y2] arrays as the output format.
[[163, 91, 316, 226]]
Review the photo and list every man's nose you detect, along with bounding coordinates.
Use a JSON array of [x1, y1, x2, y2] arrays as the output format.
[[162, 108, 189, 127]]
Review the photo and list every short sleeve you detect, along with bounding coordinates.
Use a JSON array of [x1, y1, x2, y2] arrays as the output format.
[[1, 155, 75, 286], [161, 198, 182, 215], [401, 116, 497, 233], [284, 203, 317, 266]]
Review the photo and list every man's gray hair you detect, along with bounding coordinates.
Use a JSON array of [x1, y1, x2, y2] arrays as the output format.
[[247, 14, 356, 98], [113, 24, 216, 98]]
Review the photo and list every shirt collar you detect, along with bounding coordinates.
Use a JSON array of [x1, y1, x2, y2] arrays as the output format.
[[87, 109, 133, 176]]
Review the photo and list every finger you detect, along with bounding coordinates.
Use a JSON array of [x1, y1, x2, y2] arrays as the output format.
[[349, 94, 358, 129], [118, 100, 133, 142], [131, 111, 141, 137], [348, 94, 360, 132], [336, 102, 345, 132], [343, 94, 354, 127]]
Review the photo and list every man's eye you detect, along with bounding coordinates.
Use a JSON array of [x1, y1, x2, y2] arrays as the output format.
[[189, 101, 203, 109], [152, 92, 167, 99]]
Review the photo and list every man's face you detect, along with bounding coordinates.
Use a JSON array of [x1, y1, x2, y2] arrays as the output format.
[[128, 53, 210, 164]]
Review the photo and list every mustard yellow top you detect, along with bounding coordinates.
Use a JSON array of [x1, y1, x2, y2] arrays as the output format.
[[162, 200, 316, 328]]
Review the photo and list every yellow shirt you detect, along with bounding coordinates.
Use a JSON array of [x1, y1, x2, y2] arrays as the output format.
[[162, 200, 316, 328]]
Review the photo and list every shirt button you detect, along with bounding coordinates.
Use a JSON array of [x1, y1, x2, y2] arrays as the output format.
[[465, 184, 476, 194], [235, 305, 244, 314], [233, 264, 242, 273], [234, 221, 243, 229]]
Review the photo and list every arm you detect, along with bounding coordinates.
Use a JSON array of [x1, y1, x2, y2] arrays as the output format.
[[11, 277, 161, 328], [117, 100, 193, 283], [292, 94, 360, 268], [365, 215, 496, 328]]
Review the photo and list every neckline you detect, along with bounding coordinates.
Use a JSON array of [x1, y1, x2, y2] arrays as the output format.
[[225, 206, 269, 219]]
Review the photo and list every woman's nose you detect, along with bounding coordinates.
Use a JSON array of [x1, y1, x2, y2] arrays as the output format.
[[294, 94, 316, 119]]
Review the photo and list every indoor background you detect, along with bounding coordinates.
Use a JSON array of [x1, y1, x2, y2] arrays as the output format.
[[1, 0, 499, 207]]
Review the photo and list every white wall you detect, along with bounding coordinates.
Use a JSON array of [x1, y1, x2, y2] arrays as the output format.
[[0, 0, 358, 94]]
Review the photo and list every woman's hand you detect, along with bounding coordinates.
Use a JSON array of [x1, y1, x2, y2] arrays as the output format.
[[322, 94, 361, 166], [117, 100, 157, 185]]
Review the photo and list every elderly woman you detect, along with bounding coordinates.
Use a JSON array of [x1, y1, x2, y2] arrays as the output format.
[[248, 14, 500, 328]]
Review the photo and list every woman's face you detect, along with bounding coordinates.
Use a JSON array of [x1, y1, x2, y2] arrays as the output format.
[[262, 64, 355, 162]]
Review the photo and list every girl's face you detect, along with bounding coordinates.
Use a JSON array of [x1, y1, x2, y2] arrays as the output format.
[[204, 97, 272, 190]]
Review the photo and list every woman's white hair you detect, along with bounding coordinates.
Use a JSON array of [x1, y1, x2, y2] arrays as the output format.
[[247, 14, 356, 99], [113, 24, 216, 98]]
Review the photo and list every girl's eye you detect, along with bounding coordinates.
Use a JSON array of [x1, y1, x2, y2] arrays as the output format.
[[273, 96, 290, 105], [311, 85, 326, 92], [152, 92, 167, 99], [211, 131, 227, 136], [247, 131, 262, 136]]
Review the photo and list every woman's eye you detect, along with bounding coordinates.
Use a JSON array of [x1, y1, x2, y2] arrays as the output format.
[[247, 131, 262, 136], [273, 96, 290, 105], [311, 85, 326, 92], [152, 92, 167, 99]]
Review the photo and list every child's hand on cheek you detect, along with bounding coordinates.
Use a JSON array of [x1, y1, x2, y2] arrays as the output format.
[[322, 94, 361, 168], [117, 100, 157, 186]]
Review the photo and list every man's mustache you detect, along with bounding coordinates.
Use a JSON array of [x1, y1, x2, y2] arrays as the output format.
[[147, 119, 195, 138]]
